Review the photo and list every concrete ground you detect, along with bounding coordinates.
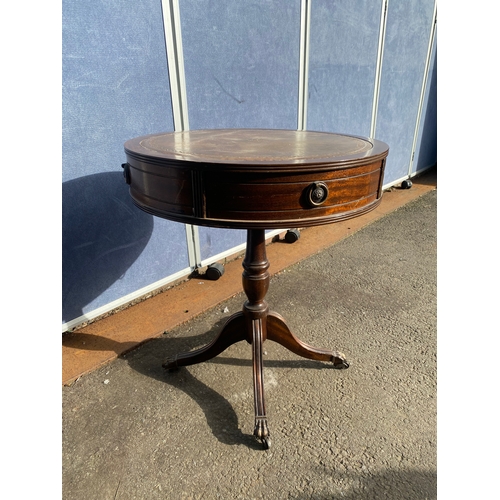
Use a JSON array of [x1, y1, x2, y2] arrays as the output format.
[[63, 185, 436, 499]]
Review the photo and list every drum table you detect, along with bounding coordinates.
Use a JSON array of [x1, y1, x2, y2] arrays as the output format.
[[123, 129, 389, 449]]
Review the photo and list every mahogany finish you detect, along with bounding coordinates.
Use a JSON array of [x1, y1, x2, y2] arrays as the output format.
[[123, 129, 389, 449], [124, 129, 388, 229]]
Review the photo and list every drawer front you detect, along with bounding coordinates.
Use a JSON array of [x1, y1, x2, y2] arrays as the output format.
[[204, 161, 384, 225]]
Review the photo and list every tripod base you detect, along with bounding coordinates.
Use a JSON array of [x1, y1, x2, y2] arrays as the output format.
[[162, 229, 349, 449]]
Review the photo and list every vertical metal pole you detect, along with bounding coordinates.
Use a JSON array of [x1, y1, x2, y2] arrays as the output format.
[[161, 0, 189, 131], [161, 0, 202, 269], [370, 0, 389, 139], [297, 0, 311, 131], [407, 0, 437, 178]]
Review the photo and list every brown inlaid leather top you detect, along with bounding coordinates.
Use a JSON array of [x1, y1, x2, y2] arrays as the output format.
[[125, 129, 386, 167]]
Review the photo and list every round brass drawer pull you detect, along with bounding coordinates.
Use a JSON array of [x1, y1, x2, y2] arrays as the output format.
[[307, 181, 329, 207]]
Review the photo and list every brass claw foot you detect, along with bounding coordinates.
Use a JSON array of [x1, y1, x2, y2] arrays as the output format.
[[331, 351, 349, 369], [162, 356, 179, 371], [254, 418, 271, 449]]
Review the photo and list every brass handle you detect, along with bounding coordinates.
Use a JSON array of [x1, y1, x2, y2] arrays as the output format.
[[122, 163, 131, 185], [307, 181, 328, 207]]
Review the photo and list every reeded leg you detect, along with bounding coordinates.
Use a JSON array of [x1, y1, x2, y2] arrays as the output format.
[[250, 318, 271, 449], [242, 229, 272, 449], [162, 312, 246, 370], [267, 312, 349, 369]]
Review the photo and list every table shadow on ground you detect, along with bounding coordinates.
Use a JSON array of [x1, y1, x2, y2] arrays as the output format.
[[65, 317, 342, 449]]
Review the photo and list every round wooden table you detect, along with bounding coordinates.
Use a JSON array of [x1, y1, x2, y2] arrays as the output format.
[[123, 129, 389, 448]]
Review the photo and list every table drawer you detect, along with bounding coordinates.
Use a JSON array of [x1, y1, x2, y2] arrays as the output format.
[[203, 160, 385, 227]]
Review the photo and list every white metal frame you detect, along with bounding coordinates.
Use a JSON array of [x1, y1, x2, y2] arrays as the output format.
[[161, 0, 189, 132], [297, 0, 311, 131], [162, 0, 202, 270], [371, 0, 437, 189], [407, 0, 437, 178], [370, 0, 389, 139]]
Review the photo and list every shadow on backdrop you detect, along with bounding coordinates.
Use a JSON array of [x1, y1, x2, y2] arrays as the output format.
[[62, 171, 154, 324]]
